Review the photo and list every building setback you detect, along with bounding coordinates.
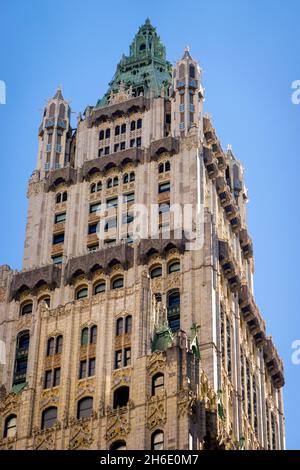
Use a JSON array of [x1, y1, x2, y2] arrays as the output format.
[[0, 20, 285, 450]]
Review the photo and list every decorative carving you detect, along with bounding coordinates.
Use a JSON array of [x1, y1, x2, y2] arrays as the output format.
[[105, 407, 130, 442], [77, 378, 96, 398], [111, 369, 131, 390], [146, 392, 166, 430], [0, 392, 21, 416], [69, 419, 93, 450], [177, 388, 196, 417], [15, 314, 33, 332], [40, 388, 60, 409], [108, 81, 133, 105], [146, 351, 166, 375]]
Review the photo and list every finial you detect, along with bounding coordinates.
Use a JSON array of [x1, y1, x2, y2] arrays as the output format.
[[53, 85, 64, 100], [182, 46, 192, 60], [227, 144, 232, 151]]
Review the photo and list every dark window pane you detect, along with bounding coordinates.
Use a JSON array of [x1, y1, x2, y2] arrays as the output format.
[[77, 397, 93, 419], [42, 407, 57, 430], [53, 368, 60, 387], [88, 358, 96, 377], [44, 370, 52, 389]]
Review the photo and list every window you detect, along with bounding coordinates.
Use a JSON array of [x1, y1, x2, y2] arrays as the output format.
[[113, 386, 129, 409], [54, 212, 66, 224], [107, 197, 118, 208], [44, 370, 52, 389], [99, 130, 104, 140], [130, 138, 135, 148], [165, 161, 170, 172], [120, 141, 126, 150], [150, 266, 162, 278], [137, 119, 142, 129], [105, 146, 110, 155], [115, 350, 122, 370], [168, 261, 180, 274], [110, 440, 126, 450], [77, 397, 93, 419], [189, 64, 195, 78], [88, 223, 98, 234], [113, 176, 119, 187], [90, 202, 101, 213], [105, 217, 117, 231], [21, 302, 33, 316], [56, 335, 63, 354], [53, 368, 60, 387], [93, 282, 105, 294], [53, 233, 64, 245], [130, 121, 136, 131], [88, 244, 99, 252], [47, 337, 55, 356], [122, 213, 134, 224], [81, 328, 89, 346], [18, 332, 30, 350], [152, 373, 164, 396], [123, 173, 129, 184], [136, 137, 141, 147], [105, 128, 111, 139], [107, 178, 113, 188], [116, 318, 123, 336], [167, 291, 180, 332], [124, 348, 131, 367], [121, 123, 126, 134], [151, 430, 164, 450], [4, 415, 17, 438], [14, 332, 29, 385], [123, 192, 134, 203], [52, 254, 63, 265], [90, 325, 97, 344], [56, 193, 61, 204], [98, 148, 104, 157], [129, 172, 135, 182], [38, 296, 50, 307], [88, 358, 96, 377], [79, 360, 87, 379], [159, 163, 164, 173], [42, 407, 57, 430], [62, 192, 67, 202], [115, 125, 120, 136], [158, 181, 170, 193], [159, 203, 170, 214], [76, 287, 88, 300], [125, 316, 132, 334], [112, 277, 124, 289], [114, 143, 119, 153]]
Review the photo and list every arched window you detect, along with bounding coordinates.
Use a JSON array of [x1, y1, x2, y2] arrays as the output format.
[[115, 125, 120, 136], [116, 318, 123, 336], [105, 128, 111, 139], [150, 266, 162, 279], [152, 373, 164, 396], [165, 161, 170, 172], [167, 291, 180, 332], [107, 178, 113, 188], [99, 130, 104, 140], [121, 123, 126, 134], [56, 335, 63, 354], [77, 397, 93, 419], [123, 173, 129, 184], [139, 43, 146, 51], [125, 316, 132, 335], [113, 386, 129, 409], [49, 103, 55, 117], [62, 192, 67, 202], [81, 327, 89, 346], [90, 325, 97, 344], [130, 121, 136, 131], [56, 193, 61, 204], [151, 430, 164, 450], [42, 407, 57, 430], [158, 163, 164, 174], [179, 64, 185, 79], [96, 181, 102, 191], [93, 282, 105, 295], [76, 286, 88, 300], [168, 261, 180, 274], [189, 64, 195, 79], [129, 172, 135, 182], [58, 104, 65, 119], [110, 440, 127, 450], [38, 296, 50, 307], [113, 176, 119, 187], [47, 337, 55, 356], [90, 183, 96, 193], [137, 119, 142, 129], [3, 414, 17, 438], [20, 301, 33, 316], [112, 276, 124, 290]]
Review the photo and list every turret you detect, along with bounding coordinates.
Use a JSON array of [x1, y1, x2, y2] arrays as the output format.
[[37, 87, 72, 176]]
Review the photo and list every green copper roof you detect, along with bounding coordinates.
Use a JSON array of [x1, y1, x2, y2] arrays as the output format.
[[11, 381, 27, 394], [152, 324, 174, 353], [96, 19, 172, 109]]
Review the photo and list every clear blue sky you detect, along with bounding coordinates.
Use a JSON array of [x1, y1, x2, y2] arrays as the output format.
[[0, 0, 299, 449]]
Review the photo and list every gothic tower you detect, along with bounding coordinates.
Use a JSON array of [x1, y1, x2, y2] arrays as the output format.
[[0, 20, 285, 451]]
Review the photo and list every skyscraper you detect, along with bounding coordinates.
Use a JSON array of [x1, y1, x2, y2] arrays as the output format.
[[0, 19, 285, 450]]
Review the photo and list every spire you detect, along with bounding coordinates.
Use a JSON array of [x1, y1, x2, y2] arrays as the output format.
[[53, 86, 64, 101], [182, 46, 192, 60]]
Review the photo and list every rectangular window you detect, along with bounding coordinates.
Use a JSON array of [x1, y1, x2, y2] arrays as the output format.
[[89, 202, 101, 213], [106, 197, 118, 208], [114, 350, 122, 370], [159, 202, 170, 214], [53, 368, 61, 387], [79, 360, 87, 379], [123, 192, 135, 203], [88, 358, 96, 377], [124, 348, 131, 367], [88, 244, 99, 252], [104, 217, 117, 231], [122, 213, 134, 224], [130, 139, 135, 148], [88, 223, 98, 234], [53, 233, 64, 245], [104, 146, 110, 155], [120, 141, 126, 150], [158, 182, 170, 193], [104, 239, 116, 246], [44, 370, 52, 389], [136, 137, 141, 147], [98, 148, 104, 157], [54, 212, 66, 224], [52, 255, 63, 265], [114, 143, 119, 153]]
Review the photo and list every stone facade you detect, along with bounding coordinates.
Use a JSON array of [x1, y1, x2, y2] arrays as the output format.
[[0, 20, 285, 450]]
